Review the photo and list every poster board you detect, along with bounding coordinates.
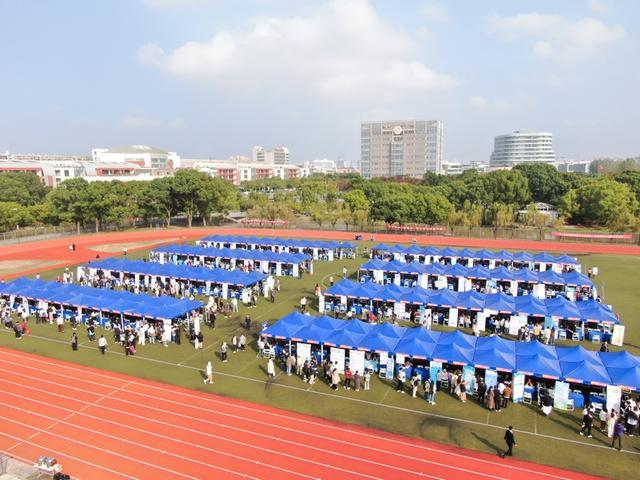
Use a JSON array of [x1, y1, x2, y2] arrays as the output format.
[[448, 308, 459, 327], [349, 350, 365, 376], [297, 343, 312, 363], [476, 312, 487, 332], [378, 351, 388, 378], [554, 381, 570, 410], [330, 347, 345, 373], [395, 353, 405, 367], [606, 385, 622, 414], [385, 356, 395, 381], [485, 369, 498, 388], [611, 325, 625, 347], [318, 293, 325, 313], [462, 365, 476, 393], [512, 372, 525, 403], [429, 361, 442, 382]]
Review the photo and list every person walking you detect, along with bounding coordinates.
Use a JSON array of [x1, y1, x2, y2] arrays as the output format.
[[204, 361, 214, 384], [500, 426, 516, 458], [267, 357, 276, 377], [612, 420, 624, 451], [98, 335, 107, 354]]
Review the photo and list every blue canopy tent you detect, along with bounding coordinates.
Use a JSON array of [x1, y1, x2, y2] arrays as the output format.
[[455, 290, 485, 311], [394, 328, 440, 359], [489, 266, 516, 282], [0, 278, 203, 321], [515, 295, 548, 317], [260, 312, 639, 388], [483, 292, 516, 313], [426, 289, 458, 308], [546, 296, 581, 320], [577, 300, 619, 324], [538, 269, 566, 286], [562, 270, 593, 288], [473, 336, 516, 371], [513, 252, 534, 263], [86, 258, 267, 288]]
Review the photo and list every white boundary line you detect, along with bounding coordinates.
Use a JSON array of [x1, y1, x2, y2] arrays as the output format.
[[0, 380, 393, 480], [0, 351, 604, 480], [0, 431, 136, 479]]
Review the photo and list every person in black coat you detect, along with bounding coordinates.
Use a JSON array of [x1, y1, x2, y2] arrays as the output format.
[[71, 332, 78, 351], [477, 380, 487, 404], [501, 426, 516, 457]]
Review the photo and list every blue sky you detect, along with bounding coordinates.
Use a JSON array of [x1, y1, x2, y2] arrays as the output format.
[[0, 0, 638, 164]]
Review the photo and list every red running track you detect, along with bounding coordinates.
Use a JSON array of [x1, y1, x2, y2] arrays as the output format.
[[0, 347, 602, 480], [1, 227, 639, 281]]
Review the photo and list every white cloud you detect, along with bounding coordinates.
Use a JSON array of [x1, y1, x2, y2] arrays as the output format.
[[143, 0, 211, 8], [138, 0, 458, 102], [120, 114, 186, 129], [421, 1, 449, 22], [487, 12, 625, 61]]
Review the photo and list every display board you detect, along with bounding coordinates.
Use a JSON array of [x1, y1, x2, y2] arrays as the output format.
[[330, 347, 345, 373], [297, 343, 311, 363], [611, 325, 625, 347], [349, 349, 365, 375], [553, 381, 570, 410], [485, 369, 498, 388], [512, 372, 525, 403], [606, 385, 622, 414]]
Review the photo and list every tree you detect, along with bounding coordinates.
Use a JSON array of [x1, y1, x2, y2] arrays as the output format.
[[483, 170, 531, 207], [140, 177, 176, 227], [0, 172, 50, 206], [86, 181, 121, 232], [615, 170, 640, 203], [343, 190, 371, 229], [409, 190, 453, 225], [45, 178, 91, 233], [486, 203, 515, 238], [514, 163, 568, 205], [560, 177, 639, 229], [0, 202, 33, 231], [171, 169, 210, 227], [198, 177, 239, 226]]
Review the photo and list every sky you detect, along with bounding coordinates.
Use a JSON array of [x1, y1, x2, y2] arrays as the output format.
[[0, 0, 638, 165]]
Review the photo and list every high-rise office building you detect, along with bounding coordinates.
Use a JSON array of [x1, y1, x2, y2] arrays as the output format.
[[252, 146, 289, 165], [360, 120, 443, 179], [490, 130, 555, 168]]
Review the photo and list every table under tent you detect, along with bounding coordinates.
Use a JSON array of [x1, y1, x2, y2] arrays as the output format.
[[321, 279, 620, 342], [0, 277, 203, 331], [371, 244, 580, 273], [151, 244, 311, 277], [78, 258, 268, 300], [197, 235, 356, 260], [359, 259, 595, 300]]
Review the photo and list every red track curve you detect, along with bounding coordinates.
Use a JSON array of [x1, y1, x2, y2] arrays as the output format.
[[0, 347, 602, 480], [1, 227, 638, 280]]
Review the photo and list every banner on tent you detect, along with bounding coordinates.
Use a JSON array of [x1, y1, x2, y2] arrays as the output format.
[[349, 350, 365, 375], [485, 369, 498, 388], [297, 343, 311, 363], [330, 347, 345, 373], [429, 361, 442, 382], [448, 308, 459, 328], [554, 381, 570, 410], [512, 373, 525, 403], [476, 312, 487, 332], [611, 325, 625, 347], [606, 385, 622, 414]]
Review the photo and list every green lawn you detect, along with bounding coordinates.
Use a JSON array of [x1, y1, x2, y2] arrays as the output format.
[[1, 241, 639, 479]]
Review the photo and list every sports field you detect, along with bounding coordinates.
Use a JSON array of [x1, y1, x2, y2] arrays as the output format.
[[0, 228, 638, 479]]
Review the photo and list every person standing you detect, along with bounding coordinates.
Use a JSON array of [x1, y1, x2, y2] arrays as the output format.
[[300, 296, 307, 313], [342, 266, 347, 278], [204, 361, 214, 384], [580, 409, 593, 437], [98, 335, 108, 354], [396, 368, 406, 394], [239, 334, 246, 352], [500, 426, 516, 458], [612, 420, 624, 451], [231, 335, 238, 353], [71, 332, 78, 351], [343, 367, 353, 390], [267, 357, 276, 377], [285, 354, 296, 376], [364, 369, 371, 391], [353, 371, 361, 392], [221, 342, 228, 362], [411, 373, 421, 398]]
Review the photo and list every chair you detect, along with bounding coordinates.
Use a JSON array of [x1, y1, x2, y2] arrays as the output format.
[[523, 391, 533, 405], [566, 398, 574, 411], [262, 346, 275, 358], [558, 329, 567, 341], [592, 402, 603, 414], [440, 379, 450, 390], [572, 331, 581, 341], [591, 332, 601, 343]]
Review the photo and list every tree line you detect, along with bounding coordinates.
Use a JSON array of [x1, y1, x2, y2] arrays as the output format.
[[1, 163, 639, 233]]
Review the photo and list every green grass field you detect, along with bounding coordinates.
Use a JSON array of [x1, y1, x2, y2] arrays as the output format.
[[1, 241, 639, 479]]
